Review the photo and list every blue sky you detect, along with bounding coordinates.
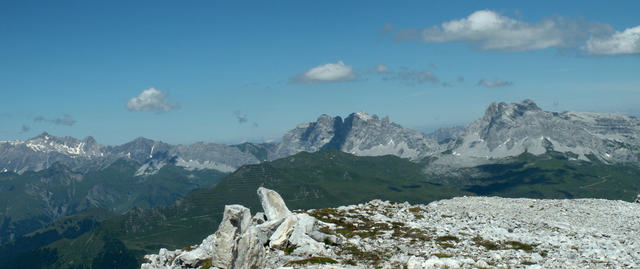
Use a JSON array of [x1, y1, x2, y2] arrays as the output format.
[[1, 0, 639, 145]]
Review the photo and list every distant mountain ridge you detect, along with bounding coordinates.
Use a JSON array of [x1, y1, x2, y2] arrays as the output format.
[[2, 99, 639, 176], [433, 99, 640, 170], [273, 112, 441, 160], [0, 133, 262, 175]]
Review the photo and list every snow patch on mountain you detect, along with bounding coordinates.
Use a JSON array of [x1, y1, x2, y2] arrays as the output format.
[[174, 158, 237, 173]]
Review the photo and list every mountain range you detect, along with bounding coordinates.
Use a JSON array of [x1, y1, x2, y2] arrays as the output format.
[[3, 99, 639, 177], [2, 99, 640, 268]]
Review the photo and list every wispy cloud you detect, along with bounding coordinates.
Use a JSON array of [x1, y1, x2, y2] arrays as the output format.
[[380, 24, 394, 33], [584, 25, 640, 55], [234, 111, 248, 123], [477, 79, 513, 88], [373, 64, 439, 86], [126, 87, 179, 112], [20, 125, 30, 133], [397, 70, 439, 84], [292, 61, 357, 84], [34, 114, 76, 126], [373, 64, 392, 74]]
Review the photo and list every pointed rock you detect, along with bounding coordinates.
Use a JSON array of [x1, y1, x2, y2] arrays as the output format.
[[213, 205, 251, 269], [257, 187, 291, 220]]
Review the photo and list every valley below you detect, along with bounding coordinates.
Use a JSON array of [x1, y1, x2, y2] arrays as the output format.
[[1, 100, 640, 268]]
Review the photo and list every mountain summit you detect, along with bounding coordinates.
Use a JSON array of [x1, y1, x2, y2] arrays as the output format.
[[274, 112, 440, 160], [444, 99, 640, 165]]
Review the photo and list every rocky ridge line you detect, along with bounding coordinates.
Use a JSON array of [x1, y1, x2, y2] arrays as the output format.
[[141, 188, 640, 269], [141, 187, 339, 269]]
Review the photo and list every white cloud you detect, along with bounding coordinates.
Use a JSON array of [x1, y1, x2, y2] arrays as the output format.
[[374, 64, 391, 73], [126, 88, 179, 112], [585, 25, 640, 55], [422, 10, 564, 51], [477, 79, 513, 88], [293, 61, 357, 83]]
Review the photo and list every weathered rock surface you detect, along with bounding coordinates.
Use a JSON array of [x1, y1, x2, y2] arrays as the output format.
[[141, 187, 335, 269], [143, 189, 640, 269], [213, 205, 252, 268], [258, 187, 292, 220]]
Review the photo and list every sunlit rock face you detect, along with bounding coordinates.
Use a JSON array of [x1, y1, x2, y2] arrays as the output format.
[[430, 99, 640, 172], [274, 112, 441, 161], [141, 188, 640, 268], [4, 100, 640, 177]]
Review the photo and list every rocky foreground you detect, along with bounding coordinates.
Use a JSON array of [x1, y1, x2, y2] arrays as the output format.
[[142, 188, 640, 268]]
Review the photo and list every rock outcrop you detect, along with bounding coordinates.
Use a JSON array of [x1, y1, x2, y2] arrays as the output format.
[[141, 187, 336, 269], [142, 189, 640, 269]]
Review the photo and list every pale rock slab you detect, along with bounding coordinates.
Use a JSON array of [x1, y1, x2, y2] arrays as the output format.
[[258, 187, 292, 220], [213, 204, 251, 268], [269, 214, 297, 248]]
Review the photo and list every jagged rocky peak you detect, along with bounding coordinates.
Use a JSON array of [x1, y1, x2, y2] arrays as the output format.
[[437, 99, 640, 166], [349, 111, 379, 121], [142, 188, 640, 268], [23, 132, 102, 156], [274, 112, 440, 160], [482, 99, 542, 121]]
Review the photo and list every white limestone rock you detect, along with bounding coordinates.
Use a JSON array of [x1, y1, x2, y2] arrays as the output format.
[[213, 205, 251, 268], [145, 188, 640, 269], [233, 226, 267, 269], [269, 215, 297, 249], [258, 187, 292, 220], [172, 234, 216, 268]]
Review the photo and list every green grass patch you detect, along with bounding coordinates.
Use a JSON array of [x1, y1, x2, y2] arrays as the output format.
[[433, 253, 452, 258], [472, 236, 500, 251], [436, 235, 460, 242], [285, 256, 338, 266], [505, 241, 536, 252]]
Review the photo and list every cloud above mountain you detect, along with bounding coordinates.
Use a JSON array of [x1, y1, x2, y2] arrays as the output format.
[[584, 25, 640, 55], [421, 10, 564, 51], [33, 114, 76, 126], [292, 61, 357, 83], [126, 88, 179, 112], [407, 9, 635, 56], [477, 79, 513, 88]]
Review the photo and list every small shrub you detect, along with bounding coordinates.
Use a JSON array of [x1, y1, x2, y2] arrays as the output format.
[[505, 241, 536, 252], [472, 236, 500, 251], [435, 235, 459, 242], [433, 253, 452, 258], [283, 244, 298, 255]]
